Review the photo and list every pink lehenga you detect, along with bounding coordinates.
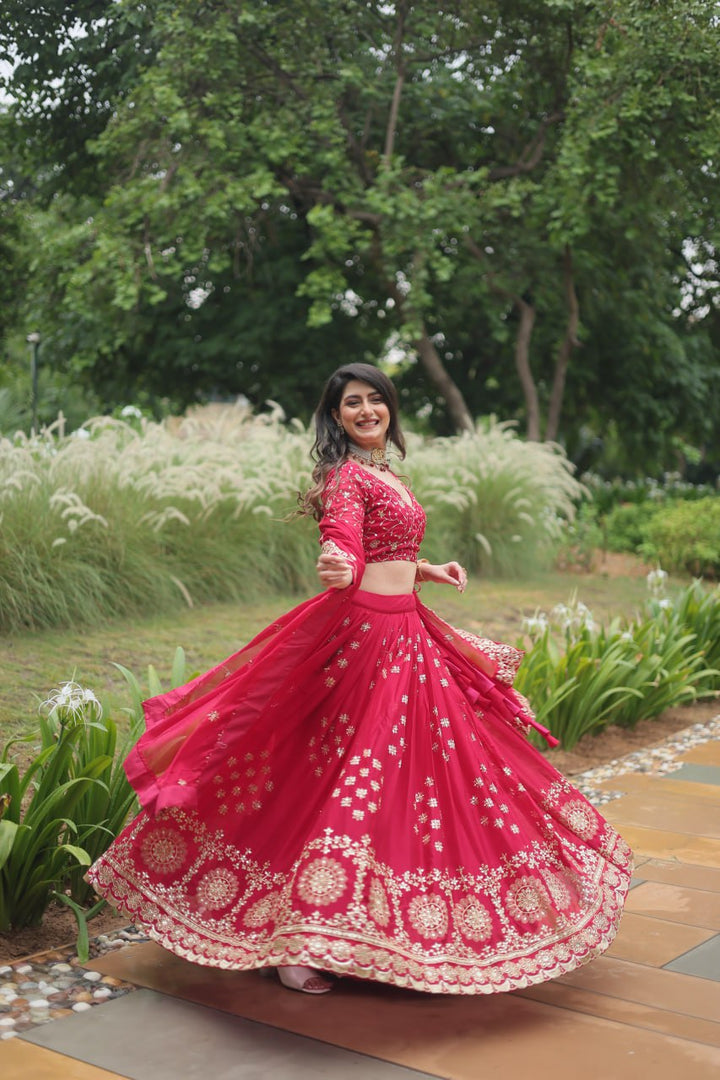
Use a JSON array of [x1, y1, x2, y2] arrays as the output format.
[[87, 460, 632, 995]]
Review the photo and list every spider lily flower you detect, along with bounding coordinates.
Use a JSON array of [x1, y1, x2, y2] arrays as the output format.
[[40, 681, 103, 727]]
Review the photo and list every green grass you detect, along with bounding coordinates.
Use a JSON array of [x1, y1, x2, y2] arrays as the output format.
[[0, 569, 655, 743]]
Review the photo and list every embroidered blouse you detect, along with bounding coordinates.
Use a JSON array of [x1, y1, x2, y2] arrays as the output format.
[[319, 459, 426, 583]]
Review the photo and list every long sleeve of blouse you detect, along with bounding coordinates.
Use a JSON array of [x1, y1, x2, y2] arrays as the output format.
[[318, 464, 366, 585]]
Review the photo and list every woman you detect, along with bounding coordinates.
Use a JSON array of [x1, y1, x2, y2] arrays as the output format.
[[88, 363, 632, 996]]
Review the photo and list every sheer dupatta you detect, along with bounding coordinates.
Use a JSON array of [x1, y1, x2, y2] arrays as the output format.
[[125, 466, 367, 816]]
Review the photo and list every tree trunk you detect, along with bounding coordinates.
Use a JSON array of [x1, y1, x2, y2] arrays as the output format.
[[545, 245, 580, 443], [513, 297, 541, 441], [415, 325, 475, 433], [467, 239, 541, 441]]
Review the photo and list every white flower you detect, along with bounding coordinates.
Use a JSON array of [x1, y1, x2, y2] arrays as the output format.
[[522, 612, 549, 638], [551, 597, 595, 638], [40, 682, 103, 725], [646, 568, 668, 598], [120, 405, 143, 419]]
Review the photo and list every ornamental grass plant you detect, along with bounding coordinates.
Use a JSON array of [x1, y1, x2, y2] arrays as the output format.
[[409, 422, 582, 576], [0, 408, 583, 632]]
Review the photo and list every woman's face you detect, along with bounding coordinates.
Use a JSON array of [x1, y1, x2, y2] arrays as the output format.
[[333, 379, 390, 451]]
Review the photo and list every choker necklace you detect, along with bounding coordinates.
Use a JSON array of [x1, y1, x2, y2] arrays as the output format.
[[347, 441, 390, 471]]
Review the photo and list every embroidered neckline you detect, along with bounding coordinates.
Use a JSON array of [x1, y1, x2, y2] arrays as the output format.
[[345, 457, 415, 509]]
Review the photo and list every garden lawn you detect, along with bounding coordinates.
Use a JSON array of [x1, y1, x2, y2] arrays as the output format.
[[0, 566, 655, 742]]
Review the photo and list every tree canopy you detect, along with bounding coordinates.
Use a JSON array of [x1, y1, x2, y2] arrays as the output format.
[[1, 1, 719, 475]]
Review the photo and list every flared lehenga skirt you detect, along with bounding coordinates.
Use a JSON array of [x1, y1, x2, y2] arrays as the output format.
[[87, 589, 632, 995]]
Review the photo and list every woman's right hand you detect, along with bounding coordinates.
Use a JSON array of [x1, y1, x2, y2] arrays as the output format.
[[316, 552, 354, 590]]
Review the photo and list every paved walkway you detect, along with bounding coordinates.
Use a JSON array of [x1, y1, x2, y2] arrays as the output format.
[[2, 739, 719, 1079]]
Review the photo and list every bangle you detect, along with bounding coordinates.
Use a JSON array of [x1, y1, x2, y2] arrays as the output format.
[[416, 558, 430, 583]]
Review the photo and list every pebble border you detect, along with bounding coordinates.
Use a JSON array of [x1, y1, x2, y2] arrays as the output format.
[[0, 928, 148, 1040], [573, 715, 720, 806], [1, 712, 718, 1039]]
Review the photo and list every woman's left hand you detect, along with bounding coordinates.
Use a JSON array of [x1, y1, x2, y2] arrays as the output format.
[[418, 561, 468, 593]]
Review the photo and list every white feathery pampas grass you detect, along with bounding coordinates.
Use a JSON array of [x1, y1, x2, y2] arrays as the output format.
[[0, 408, 582, 631]]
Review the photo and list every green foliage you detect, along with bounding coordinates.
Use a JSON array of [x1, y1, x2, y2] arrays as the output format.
[[581, 472, 718, 515], [515, 635, 639, 749], [607, 616, 712, 729], [0, 409, 321, 632], [0, 684, 133, 932], [670, 580, 720, 679], [642, 498, 720, 577], [0, 650, 190, 953], [555, 502, 603, 571], [516, 584, 720, 748], [603, 502, 664, 554]]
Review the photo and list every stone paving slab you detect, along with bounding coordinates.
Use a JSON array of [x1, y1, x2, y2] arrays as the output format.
[[604, 911, 715, 967], [0, 1039, 126, 1080], [665, 934, 720, 981], [519, 979, 720, 1049], [551, 954, 720, 1021], [678, 743, 720, 766], [632, 859, 720, 893], [599, 823, 720, 867], [602, 793, 720, 838], [596, 774, 720, 803], [672, 764, 720, 786], [22, 989, 439, 1080], [625, 880, 720, 928], [77, 943, 720, 1079]]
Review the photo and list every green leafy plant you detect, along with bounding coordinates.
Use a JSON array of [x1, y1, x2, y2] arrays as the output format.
[[608, 617, 713, 728], [0, 685, 113, 933], [555, 502, 603, 571], [515, 609, 644, 749], [516, 581, 720, 749], [0, 649, 190, 958], [641, 497, 720, 578], [671, 580, 720, 679], [603, 501, 663, 554]]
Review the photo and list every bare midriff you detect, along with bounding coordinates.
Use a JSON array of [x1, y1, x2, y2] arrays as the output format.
[[359, 560, 417, 595]]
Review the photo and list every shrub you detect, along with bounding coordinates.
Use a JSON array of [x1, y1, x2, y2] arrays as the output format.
[[641, 497, 720, 578], [581, 472, 718, 516], [603, 502, 664, 554], [555, 502, 603, 571]]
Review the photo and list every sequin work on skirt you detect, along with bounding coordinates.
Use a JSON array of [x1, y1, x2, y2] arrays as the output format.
[[88, 590, 632, 995]]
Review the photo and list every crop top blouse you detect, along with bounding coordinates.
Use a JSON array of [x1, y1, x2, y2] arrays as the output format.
[[318, 458, 426, 583]]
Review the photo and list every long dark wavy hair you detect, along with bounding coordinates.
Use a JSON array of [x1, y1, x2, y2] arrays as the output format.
[[299, 363, 407, 520]]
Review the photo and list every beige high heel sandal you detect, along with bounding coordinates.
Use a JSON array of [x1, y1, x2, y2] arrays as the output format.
[[259, 965, 333, 995]]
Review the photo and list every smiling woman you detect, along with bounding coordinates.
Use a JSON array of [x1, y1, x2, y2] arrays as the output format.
[[87, 363, 632, 999], [335, 379, 391, 455]]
